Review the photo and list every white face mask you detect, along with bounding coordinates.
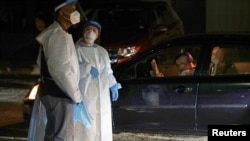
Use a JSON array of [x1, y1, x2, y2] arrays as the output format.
[[69, 11, 80, 24], [63, 10, 80, 25], [84, 30, 97, 44]]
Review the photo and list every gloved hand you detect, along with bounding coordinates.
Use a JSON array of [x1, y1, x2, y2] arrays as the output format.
[[73, 101, 92, 128], [110, 83, 122, 101], [90, 66, 99, 78]]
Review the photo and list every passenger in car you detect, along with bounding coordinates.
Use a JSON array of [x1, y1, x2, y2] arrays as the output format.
[[175, 52, 196, 76], [211, 46, 237, 75], [150, 52, 196, 77]]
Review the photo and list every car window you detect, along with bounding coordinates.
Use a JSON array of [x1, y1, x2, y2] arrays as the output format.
[[120, 45, 201, 79], [210, 44, 250, 75]]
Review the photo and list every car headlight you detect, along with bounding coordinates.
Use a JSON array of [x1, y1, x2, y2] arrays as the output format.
[[118, 46, 140, 57], [108, 46, 141, 63], [27, 84, 39, 100]]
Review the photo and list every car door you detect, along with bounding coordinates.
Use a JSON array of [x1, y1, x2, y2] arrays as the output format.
[[197, 44, 250, 130], [112, 44, 202, 131]]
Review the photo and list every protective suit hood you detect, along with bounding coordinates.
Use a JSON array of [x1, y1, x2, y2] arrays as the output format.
[[36, 22, 64, 46]]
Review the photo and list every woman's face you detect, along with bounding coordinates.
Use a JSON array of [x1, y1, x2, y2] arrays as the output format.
[[176, 55, 190, 72], [83, 25, 99, 36]]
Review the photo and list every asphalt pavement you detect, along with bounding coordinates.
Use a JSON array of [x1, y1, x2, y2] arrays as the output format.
[[0, 102, 28, 141]]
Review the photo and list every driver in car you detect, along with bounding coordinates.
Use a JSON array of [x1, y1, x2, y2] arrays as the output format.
[[175, 52, 196, 76]]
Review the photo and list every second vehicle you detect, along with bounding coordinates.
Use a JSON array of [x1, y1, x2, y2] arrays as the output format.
[[80, 0, 184, 64]]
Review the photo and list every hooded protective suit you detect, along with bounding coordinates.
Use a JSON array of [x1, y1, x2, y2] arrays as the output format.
[[27, 21, 91, 141], [36, 21, 82, 102], [75, 41, 118, 141]]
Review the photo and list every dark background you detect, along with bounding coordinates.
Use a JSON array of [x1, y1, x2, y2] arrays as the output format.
[[1, 0, 249, 74], [0, 0, 205, 66], [0, 0, 206, 34]]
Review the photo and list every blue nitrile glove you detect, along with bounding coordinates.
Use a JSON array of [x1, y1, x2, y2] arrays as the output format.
[[110, 83, 122, 101], [73, 101, 92, 128], [90, 66, 99, 78]]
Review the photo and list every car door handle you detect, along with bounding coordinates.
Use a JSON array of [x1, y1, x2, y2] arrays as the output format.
[[173, 85, 192, 94]]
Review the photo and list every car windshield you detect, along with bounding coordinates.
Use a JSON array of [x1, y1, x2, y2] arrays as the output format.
[[84, 7, 148, 42]]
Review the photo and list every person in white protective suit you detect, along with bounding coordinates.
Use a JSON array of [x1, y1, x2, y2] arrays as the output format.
[[27, 0, 91, 141], [75, 20, 122, 141]]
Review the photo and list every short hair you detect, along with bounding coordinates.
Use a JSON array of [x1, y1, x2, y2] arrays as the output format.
[[175, 52, 194, 63]]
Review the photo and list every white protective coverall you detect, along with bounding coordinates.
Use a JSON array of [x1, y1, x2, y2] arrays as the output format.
[[36, 21, 82, 102], [75, 41, 118, 141], [27, 95, 91, 141], [27, 21, 91, 141], [27, 94, 46, 141]]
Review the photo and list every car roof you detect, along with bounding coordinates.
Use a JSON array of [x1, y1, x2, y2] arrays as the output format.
[[158, 33, 250, 46], [183, 33, 250, 39]]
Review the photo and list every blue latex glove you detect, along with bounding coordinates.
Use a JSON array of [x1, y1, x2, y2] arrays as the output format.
[[73, 101, 92, 128], [90, 66, 99, 78], [110, 83, 122, 101]]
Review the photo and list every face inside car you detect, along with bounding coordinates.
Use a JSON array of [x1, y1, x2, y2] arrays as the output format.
[[23, 34, 250, 133], [80, 0, 184, 64]]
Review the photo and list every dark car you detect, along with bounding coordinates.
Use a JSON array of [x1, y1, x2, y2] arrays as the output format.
[[23, 33, 250, 133], [80, 0, 184, 64]]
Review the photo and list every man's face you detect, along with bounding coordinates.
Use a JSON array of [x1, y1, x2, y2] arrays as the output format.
[[176, 55, 190, 72]]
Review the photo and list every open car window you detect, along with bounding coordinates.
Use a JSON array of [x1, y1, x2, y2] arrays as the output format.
[[120, 45, 201, 80], [210, 44, 250, 76]]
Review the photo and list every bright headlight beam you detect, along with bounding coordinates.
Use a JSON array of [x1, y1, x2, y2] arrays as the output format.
[[28, 84, 39, 100]]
